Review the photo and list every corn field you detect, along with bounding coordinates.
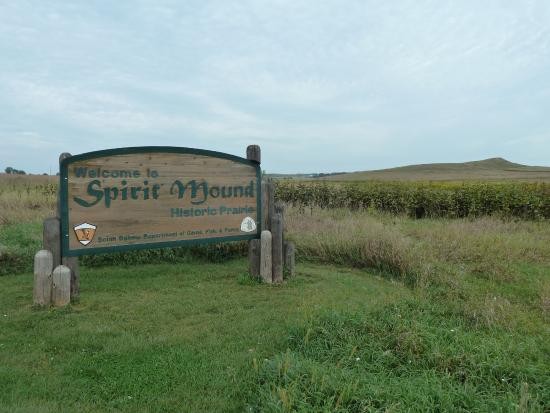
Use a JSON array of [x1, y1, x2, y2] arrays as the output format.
[[275, 180, 550, 219]]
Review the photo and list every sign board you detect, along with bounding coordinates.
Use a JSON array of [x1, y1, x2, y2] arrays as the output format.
[[60, 147, 261, 256]]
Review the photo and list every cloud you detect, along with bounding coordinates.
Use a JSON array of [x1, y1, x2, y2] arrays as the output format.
[[2, 132, 55, 150]]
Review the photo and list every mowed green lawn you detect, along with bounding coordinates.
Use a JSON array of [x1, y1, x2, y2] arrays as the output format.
[[0, 260, 409, 412]]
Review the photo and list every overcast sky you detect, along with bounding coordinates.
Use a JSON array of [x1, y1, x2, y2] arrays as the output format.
[[1, 1, 549, 174]]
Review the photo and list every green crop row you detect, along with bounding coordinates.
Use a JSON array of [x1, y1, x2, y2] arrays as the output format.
[[275, 180, 550, 219]]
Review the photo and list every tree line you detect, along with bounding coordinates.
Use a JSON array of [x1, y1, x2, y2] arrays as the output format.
[[4, 167, 26, 175]]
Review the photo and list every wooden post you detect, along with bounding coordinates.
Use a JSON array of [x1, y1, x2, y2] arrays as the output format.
[[63, 256, 80, 300], [57, 153, 72, 217], [284, 242, 296, 277], [246, 145, 261, 163], [248, 238, 261, 279], [271, 213, 283, 283], [43, 217, 61, 269], [246, 145, 261, 278], [260, 230, 272, 284], [274, 201, 285, 216], [274, 201, 285, 247], [261, 181, 270, 231], [57, 152, 80, 300], [52, 265, 71, 307], [268, 180, 275, 230], [33, 250, 53, 306]]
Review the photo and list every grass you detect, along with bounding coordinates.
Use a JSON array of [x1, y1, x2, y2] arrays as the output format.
[[253, 306, 549, 412], [1, 260, 410, 412], [1, 175, 549, 411], [1, 259, 548, 411]]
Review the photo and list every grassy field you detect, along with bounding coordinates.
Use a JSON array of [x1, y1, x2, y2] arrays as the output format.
[[1, 174, 549, 411]]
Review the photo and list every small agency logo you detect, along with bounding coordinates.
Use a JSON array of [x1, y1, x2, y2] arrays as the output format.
[[74, 222, 97, 246], [240, 217, 257, 233]]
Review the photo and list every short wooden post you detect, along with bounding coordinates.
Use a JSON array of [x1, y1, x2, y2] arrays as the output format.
[[260, 230, 272, 284], [33, 250, 53, 306], [248, 238, 261, 279], [43, 217, 61, 269], [63, 256, 80, 300], [271, 213, 283, 283], [284, 242, 296, 277], [246, 145, 261, 163], [52, 265, 71, 307]]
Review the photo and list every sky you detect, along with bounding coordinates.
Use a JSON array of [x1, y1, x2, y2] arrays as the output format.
[[1, 0, 549, 174]]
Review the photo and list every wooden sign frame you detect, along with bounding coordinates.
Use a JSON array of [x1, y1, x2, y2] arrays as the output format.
[[59, 146, 262, 257]]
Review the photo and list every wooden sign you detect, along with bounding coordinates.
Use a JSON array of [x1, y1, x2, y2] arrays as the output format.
[[60, 147, 261, 256]]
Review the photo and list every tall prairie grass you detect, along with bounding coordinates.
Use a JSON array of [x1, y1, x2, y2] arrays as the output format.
[[0, 174, 56, 225], [286, 207, 549, 280], [284, 207, 421, 283], [284, 206, 550, 329]]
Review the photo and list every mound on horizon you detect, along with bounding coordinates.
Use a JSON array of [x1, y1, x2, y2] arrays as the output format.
[[319, 158, 550, 182]]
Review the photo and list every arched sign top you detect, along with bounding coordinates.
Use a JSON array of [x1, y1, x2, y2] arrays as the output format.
[[60, 146, 261, 168], [60, 146, 262, 256]]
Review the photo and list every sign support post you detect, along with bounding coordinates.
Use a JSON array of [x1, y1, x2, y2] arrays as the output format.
[[246, 145, 262, 279], [58, 153, 80, 300]]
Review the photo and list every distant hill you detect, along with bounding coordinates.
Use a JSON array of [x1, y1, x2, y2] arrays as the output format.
[[276, 158, 550, 182]]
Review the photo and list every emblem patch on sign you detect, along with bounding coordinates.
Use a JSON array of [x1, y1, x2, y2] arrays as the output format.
[[240, 217, 257, 233], [74, 222, 97, 246]]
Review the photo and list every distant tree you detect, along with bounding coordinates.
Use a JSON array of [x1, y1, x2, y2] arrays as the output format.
[[4, 167, 26, 175]]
